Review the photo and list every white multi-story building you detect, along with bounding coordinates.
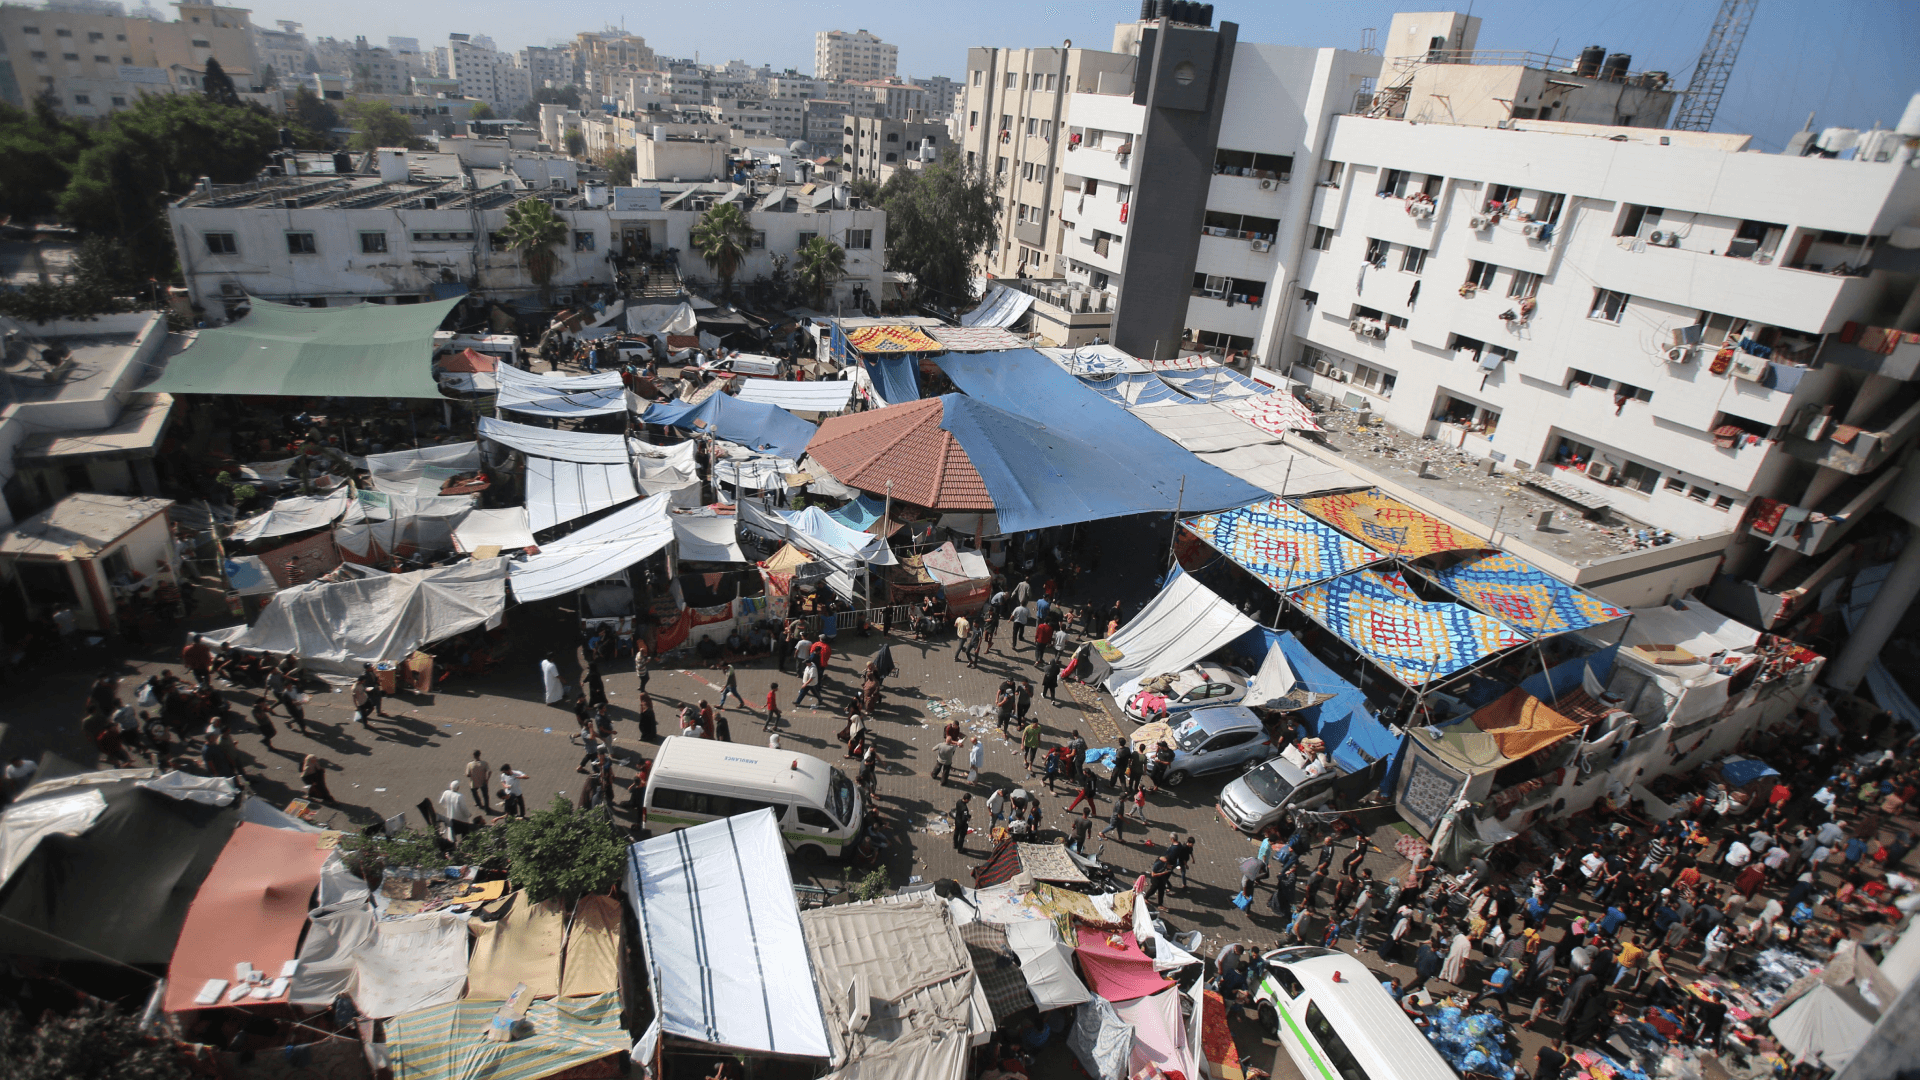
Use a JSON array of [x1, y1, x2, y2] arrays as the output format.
[[446, 32, 529, 114], [912, 75, 960, 121], [850, 78, 928, 121], [252, 18, 308, 82], [344, 36, 407, 95], [517, 45, 569, 93], [814, 29, 894, 83], [844, 113, 945, 184], [0, 0, 262, 117]]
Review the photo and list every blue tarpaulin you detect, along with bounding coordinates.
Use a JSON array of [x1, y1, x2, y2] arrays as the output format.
[[934, 350, 1265, 517], [1231, 627, 1405, 787], [827, 493, 887, 533], [1519, 643, 1620, 704], [641, 393, 817, 458], [1718, 757, 1780, 788], [864, 354, 921, 405]]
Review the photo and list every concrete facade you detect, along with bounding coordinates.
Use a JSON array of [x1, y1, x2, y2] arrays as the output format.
[[844, 113, 945, 184], [814, 29, 894, 84], [0, 0, 261, 116]]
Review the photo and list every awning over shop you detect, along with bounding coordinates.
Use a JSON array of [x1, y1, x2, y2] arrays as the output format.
[[204, 559, 508, 675], [733, 378, 855, 411], [477, 416, 628, 463], [509, 494, 674, 602], [1294, 488, 1486, 559], [1102, 572, 1258, 702], [230, 487, 354, 543], [805, 397, 993, 512], [452, 508, 536, 553], [526, 455, 639, 533], [959, 285, 1036, 328], [642, 392, 816, 458], [1183, 497, 1384, 590], [934, 350, 1265, 519], [164, 822, 332, 1011], [1289, 568, 1528, 688], [494, 363, 626, 417], [626, 809, 831, 1058], [145, 297, 457, 399]]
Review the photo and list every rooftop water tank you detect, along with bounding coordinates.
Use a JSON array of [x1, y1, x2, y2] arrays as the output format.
[[1601, 53, 1631, 82], [1576, 46, 1605, 78]]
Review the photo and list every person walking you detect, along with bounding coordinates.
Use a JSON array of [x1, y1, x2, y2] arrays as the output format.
[[1441, 927, 1473, 986], [717, 664, 745, 709], [994, 683, 1016, 736], [438, 780, 478, 838], [635, 642, 653, 690], [1016, 680, 1035, 732], [1171, 834, 1196, 891], [1042, 657, 1062, 701], [1033, 618, 1053, 666], [182, 633, 214, 686], [466, 750, 493, 813], [250, 696, 278, 751], [300, 754, 334, 804], [951, 794, 973, 852], [964, 623, 983, 667], [1022, 720, 1042, 774], [498, 764, 529, 817], [764, 683, 783, 732], [351, 680, 373, 726], [967, 736, 984, 784], [795, 661, 823, 707], [1066, 775, 1099, 814], [541, 656, 566, 705], [933, 737, 959, 784], [952, 615, 971, 660], [1145, 854, 1174, 904], [637, 692, 659, 742], [792, 631, 813, 676], [359, 665, 390, 719], [278, 686, 311, 735], [1101, 796, 1127, 841]]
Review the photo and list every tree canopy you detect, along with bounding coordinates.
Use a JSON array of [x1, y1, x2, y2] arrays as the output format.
[[289, 86, 339, 142], [600, 148, 634, 187], [341, 99, 421, 152], [691, 202, 754, 299], [0, 999, 189, 1080], [201, 57, 241, 107], [795, 235, 847, 308], [499, 197, 570, 297], [468, 101, 496, 121], [0, 98, 92, 220], [873, 150, 1001, 309]]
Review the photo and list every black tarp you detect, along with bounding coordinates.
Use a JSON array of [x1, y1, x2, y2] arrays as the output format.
[[0, 768, 240, 966]]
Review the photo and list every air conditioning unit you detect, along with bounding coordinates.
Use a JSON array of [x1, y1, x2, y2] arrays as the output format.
[[1664, 344, 1695, 365], [1348, 318, 1366, 333], [1648, 230, 1677, 247], [1251, 239, 1273, 252], [1522, 221, 1547, 239], [1359, 320, 1387, 339], [1469, 214, 1492, 231], [1585, 461, 1619, 483], [1332, 368, 1350, 381], [1260, 179, 1276, 190], [1407, 201, 1435, 219]]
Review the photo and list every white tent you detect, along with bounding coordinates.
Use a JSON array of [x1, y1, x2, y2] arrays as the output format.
[[1771, 984, 1879, 1070], [633, 439, 699, 494], [204, 559, 508, 678], [672, 512, 746, 563], [453, 507, 537, 553], [364, 441, 482, 483], [1623, 599, 1762, 660], [494, 363, 627, 418], [1002, 919, 1091, 1010], [478, 416, 629, 463], [1102, 572, 1258, 702], [960, 285, 1036, 328], [334, 490, 476, 558], [733, 379, 855, 412], [626, 809, 831, 1059], [526, 455, 640, 532], [1247, 642, 1298, 706], [289, 907, 468, 1019], [712, 454, 796, 492], [509, 494, 674, 602], [1129, 406, 1358, 496], [230, 487, 355, 542], [626, 301, 698, 338]]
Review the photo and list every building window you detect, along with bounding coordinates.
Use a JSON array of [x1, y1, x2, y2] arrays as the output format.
[[1351, 362, 1395, 396], [750, 230, 766, 249], [1215, 148, 1293, 182], [971, 69, 982, 85], [574, 231, 595, 251], [1569, 369, 1610, 390], [204, 233, 237, 255], [92, 55, 107, 63], [1714, 494, 1735, 510], [110, 96, 125, 106], [21, 26, 38, 33], [884, 152, 896, 162], [1364, 238, 1388, 267], [285, 232, 317, 255], [414, 231, 475, 243], [968, 110, 978, 128], [846, 229, 872, 249], [1589, 288, 1629, 322], [55, 28, 70, 36], [1465, 260, 1497, 290], [1401, 246, 1427, 274], [1004, 71, 1016, 89], [1664, 477, 1688, 493], [29, 51, 47, 60], [1508, 271, 1540, 298], [1620, 460, 1660, 494], [360, 232, 387, 254], [1616, 203, 1662, 237], [1687, 485, 1711, 502], [72, 94, 89, 104], [1311, 226, 1334, 251], [1386, 314, 1409, 329], [61, 53, 79, 61]]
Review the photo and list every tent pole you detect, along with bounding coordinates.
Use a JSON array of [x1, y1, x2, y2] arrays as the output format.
[[1167, 477, 1185, 572]]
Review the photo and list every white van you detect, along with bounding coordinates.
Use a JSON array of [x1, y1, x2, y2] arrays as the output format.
[[1250, 947, 1456, 1080], [642, 736, 862, 860]]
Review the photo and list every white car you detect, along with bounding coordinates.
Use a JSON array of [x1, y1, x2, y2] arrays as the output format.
[[1122, 662, 1249, 721]]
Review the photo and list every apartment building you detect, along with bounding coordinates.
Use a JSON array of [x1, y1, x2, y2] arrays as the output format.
[[814, 29, 894, 83], [445, 33, 529, 114], [912, 75, 960, 120], [0, 0, 260, 116], [806, 97, 878, 147], [517, 45, 569, 92], [844, 113, 946, 183], [344, 36, 407, 95], [251, 19, 307, 81], [850, 78, 927, 120], [167, 146, 885, 314]]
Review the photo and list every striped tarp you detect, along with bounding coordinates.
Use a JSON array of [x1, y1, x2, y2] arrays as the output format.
[[386, 991, 625, 1080]]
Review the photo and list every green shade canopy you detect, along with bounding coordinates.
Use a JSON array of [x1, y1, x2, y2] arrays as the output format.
[[147, 297, 460, 399]]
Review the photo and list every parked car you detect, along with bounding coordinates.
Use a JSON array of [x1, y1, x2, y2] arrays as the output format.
[[1129, 705, 1278, 787], [1121, 662, 1250, 722], [1217, 755, 1345, 834]]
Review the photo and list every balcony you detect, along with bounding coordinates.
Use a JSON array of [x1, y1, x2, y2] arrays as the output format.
[[1782, 393, 1920, 474], [1824, 324, 1920, 382], [1585, 240, 1878, 335], [1744, 464, 1906, 558]]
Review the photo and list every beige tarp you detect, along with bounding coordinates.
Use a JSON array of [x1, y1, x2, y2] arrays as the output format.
[[466, 891, 565, 999], [558, 894, 621, 997]]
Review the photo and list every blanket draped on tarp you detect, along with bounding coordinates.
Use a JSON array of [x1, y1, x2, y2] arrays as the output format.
[[385, 991, 626, 1080], [1427, 552, 1626, 638], [1289, 568, 1527, 688], [847, 324, 941, 352], [1074, 929, 1172, 1003], [1184, 497, 1384, 590], [1294, 487, 1486, 558], [1468, 689, 1583, 760]]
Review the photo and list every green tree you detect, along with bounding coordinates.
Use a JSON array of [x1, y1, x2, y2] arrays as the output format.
[[468, 101, 495, 121], [514, 84, 582, 124], [341, 99, 421, 152], [564, 131, 586, 158], [0, 999, 190, 1080], [873, 149, 1001, 309], [498, 197, 570, 299], [600, 148, 634, 187], [290, 85, 339, 142], [201, 56, 241, 107], [0, 98, 92, 219], [691, 201, 754, 300], [59, 94, 285, 276], [259, 63, 279, 90], [504, 797, 627, 904], [795, 234, 846, 308]]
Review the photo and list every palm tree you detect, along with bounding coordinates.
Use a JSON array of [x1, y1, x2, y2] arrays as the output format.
[[794, 235, 847, 310], [691, 202, 753, 300], [498, 198, 569, 300]]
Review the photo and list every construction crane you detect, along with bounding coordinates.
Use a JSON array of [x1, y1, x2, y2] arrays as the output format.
[[1670, 0, 1759, 131]]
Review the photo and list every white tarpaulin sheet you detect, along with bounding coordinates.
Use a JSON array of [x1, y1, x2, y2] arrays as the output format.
[[510, 494, 673, 602], [527, 456, 640, 533], [365, 442, 482, 482], [1623, 599, 1761, 660], [1103, 573, 1258, 702], [1247, 642, 1298, 707], [1041, 345, 1150, 376], [960, 285, 1036, 328], [626, 301, 698, 337], [626, 809, 831, 1058], [1114, 988, 1198, 1080], [0, 788, 107, 890], [453, 508, 536, 553], [336, 490, 475, 557], [733, 379, 854, 412], [1770, 984, 1877, 1070], [1070, 997, 1133, 1080], [290, 905, 375, 1007], [633, 439, 698, 494], [1002, 919, 1091, 1010], [1129, 406, 1358, 495], [1132, 892, 1202, 972], [478, 416, 630, 463], [204, 559, 508, 676], [713, 454, 796, 492], [351, 912, 470, 1019], [673, 513, 745, 563], [231, 487, 354, 542], [495, 363, 627, 417]]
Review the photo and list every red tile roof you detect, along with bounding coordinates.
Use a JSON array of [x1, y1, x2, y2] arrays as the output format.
[[808, 398, 994, 511]]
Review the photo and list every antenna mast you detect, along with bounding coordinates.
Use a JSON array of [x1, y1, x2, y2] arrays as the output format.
[[1670, 0, 1758, 132]]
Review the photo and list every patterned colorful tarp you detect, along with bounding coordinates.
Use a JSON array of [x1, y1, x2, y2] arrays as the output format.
[[1294, 488, 1484, 558], [1141, 355, 1217, 371], [1428, 551, 1627, 638], [1289, 568, 1529, 687], [1183, 497, 1384, 590], [1080, 372, 1194, 407], [1222, 390, 1324, 434], [1158, 366, 1269, 402], [846, 324, 943, 353]]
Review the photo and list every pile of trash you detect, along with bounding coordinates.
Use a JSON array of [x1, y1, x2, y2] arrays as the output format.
[[1419, 1006, 1519, 1080]]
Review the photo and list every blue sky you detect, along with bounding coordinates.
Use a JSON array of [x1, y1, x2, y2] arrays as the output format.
[[258, 0, 1917, 151]]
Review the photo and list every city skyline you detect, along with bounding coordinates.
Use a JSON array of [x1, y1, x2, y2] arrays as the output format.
[[219, 0, 1919, 151]]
